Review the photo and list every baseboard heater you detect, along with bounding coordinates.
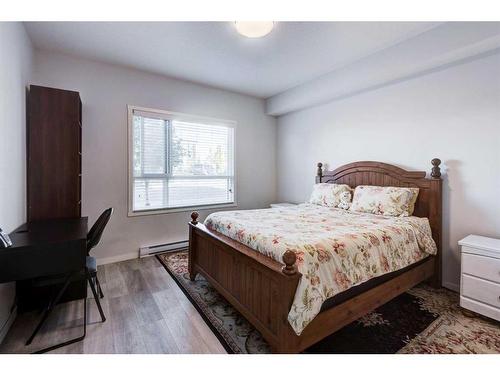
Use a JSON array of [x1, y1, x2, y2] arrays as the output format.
[[139, 240, 189, 258]]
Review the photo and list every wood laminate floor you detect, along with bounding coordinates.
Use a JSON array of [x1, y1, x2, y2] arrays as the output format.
[[0, 256, 227, 354]]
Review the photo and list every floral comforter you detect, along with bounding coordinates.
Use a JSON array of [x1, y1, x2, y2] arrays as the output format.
[[204, 203, 437, 335]]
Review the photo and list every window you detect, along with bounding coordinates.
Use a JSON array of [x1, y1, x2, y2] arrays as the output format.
[[128, 106, 235, 215]]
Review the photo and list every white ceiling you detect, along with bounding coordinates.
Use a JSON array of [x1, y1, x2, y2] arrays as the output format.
[[24, 22, 439, 98]]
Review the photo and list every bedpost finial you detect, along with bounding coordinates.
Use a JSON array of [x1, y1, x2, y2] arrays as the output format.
[[431, 158, 441, 179], [317, 162, 323, 178], [190, 211, 199, 225], [282, 250, 297, 276]]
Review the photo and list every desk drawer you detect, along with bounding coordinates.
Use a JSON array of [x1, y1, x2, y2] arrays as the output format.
[[462, 274, 500, 309], [462, 253, 500, 283]]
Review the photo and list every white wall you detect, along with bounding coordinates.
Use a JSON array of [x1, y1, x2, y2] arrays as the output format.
[[267, 22, 500, 116], [32, 50, 277, 263], [276, 52, 500, 291], [0, 23, 33, 342]]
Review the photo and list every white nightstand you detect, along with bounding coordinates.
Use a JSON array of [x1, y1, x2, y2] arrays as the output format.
[[458, 235, 500, 321], [270, 203, 296, 209]]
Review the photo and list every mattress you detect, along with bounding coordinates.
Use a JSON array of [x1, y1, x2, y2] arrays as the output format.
[[204, 203, 437, 335]]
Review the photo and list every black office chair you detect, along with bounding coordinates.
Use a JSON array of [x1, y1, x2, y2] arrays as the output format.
[[88, 208, 113, 255], [26, 208, 113, 353], [85, 208, 113, 306]]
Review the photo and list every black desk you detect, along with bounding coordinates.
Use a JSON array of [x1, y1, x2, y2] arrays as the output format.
[[0, 217, 88, 353], [1, 218, 88, 283]]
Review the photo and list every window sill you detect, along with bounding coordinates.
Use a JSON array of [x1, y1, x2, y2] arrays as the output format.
[[127, 202, 237, 217]]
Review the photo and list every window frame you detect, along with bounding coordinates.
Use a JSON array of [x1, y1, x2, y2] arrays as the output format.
[[127, 105, 237, 217]]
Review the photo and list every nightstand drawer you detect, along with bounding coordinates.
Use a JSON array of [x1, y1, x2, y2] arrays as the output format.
[[462, 253, 500, 283], [462, 274, 500, 308]]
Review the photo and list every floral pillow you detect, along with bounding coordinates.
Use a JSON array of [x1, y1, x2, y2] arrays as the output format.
[[309, 183, 353, 208], [349, 185, 419, 217]]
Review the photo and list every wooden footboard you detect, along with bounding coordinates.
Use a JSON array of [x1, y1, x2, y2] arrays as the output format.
[[188, 212, 301, 352]]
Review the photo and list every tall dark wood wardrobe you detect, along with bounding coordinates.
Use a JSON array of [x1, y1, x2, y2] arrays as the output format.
[[20, 85, 84, 311], [27, 85, 82, 221]]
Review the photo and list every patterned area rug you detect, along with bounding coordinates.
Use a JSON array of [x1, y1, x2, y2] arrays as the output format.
[[157, 251, 500, 354]]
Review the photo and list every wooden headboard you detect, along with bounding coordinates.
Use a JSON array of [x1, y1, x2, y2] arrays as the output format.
[[316, 159, 442, 285]]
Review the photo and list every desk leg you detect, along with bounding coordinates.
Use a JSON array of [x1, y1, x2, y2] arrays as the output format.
[[26, 273, 73, 346], [33, 298, 86, 354]]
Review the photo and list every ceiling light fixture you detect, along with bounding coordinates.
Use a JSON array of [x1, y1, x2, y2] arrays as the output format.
[[234, 21, 274, 38]]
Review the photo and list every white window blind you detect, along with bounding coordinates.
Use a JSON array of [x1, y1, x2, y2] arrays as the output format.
[[130, 108, 235, 213]]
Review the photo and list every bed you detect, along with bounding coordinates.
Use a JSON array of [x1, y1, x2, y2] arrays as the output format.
[[188, 160, 442, 353]]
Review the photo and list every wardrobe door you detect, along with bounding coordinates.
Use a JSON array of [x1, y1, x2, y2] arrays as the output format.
[[28, 85, 82, 221]]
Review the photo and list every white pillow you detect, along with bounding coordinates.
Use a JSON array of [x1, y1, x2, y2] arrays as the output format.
[[309, 183, 353, 208], [349, 185, 419, 216]]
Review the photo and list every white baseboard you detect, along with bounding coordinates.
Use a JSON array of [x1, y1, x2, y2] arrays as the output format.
[[0, 306, 17, 345], [96, 251, 139, 266], [442, 281, 460, 292]]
